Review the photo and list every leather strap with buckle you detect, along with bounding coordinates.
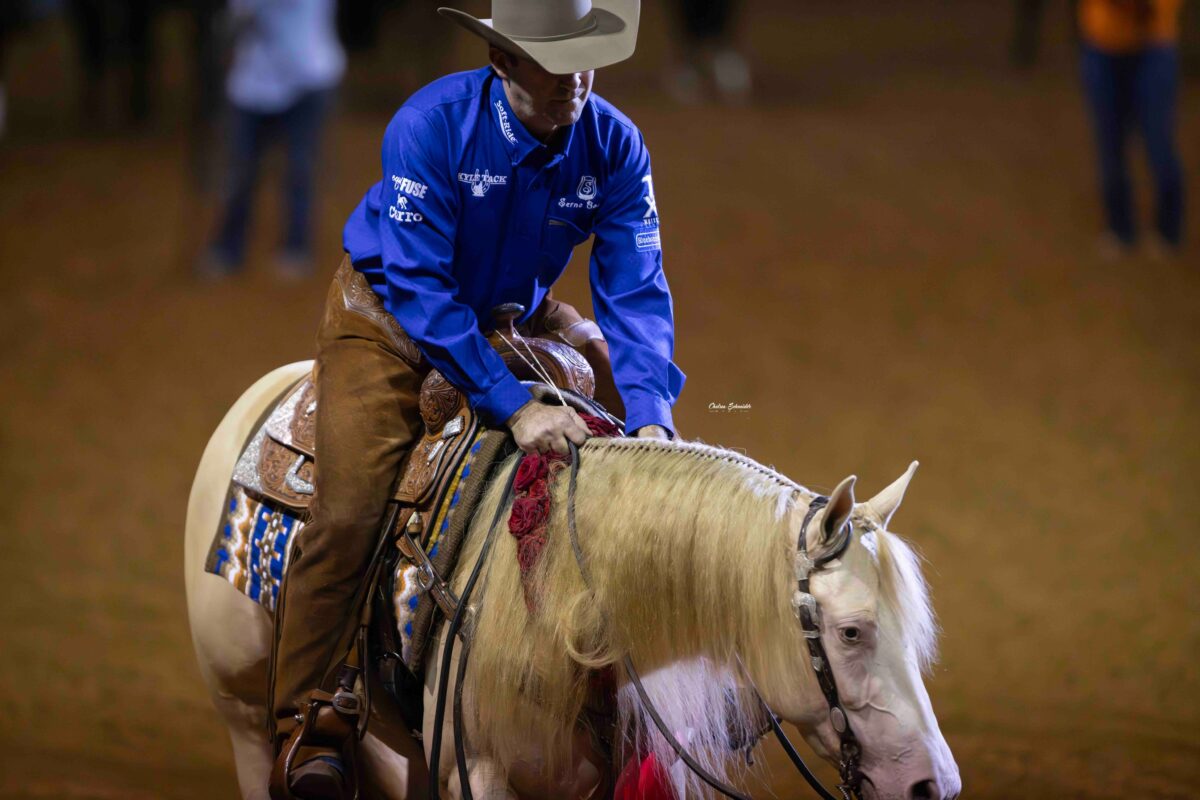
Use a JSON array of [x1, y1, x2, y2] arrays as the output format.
[[395, 512, 461, 619]]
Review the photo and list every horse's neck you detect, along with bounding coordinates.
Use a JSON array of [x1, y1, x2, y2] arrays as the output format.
[[576, 444, 805, 679]]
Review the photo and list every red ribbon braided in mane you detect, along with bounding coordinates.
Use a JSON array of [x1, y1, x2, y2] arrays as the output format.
[[507, 412, 620, 607]]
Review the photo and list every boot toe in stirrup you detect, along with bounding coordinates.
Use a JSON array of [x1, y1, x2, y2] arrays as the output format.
[[290, 753, 347, 800]]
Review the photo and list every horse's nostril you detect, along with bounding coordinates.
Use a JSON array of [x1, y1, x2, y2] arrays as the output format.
[[909, 779, 938, 800]]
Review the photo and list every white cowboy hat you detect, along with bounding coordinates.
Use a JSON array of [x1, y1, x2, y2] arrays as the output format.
[[438, 0, 640, 75]]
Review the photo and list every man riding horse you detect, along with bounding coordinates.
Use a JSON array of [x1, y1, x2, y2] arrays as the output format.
[[268, 1, 684, 797]]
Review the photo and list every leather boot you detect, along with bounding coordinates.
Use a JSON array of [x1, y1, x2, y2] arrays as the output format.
[[269, 668, 361, 800]]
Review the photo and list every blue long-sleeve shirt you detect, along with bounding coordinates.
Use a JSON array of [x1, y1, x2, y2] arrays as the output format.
[[343, 67, 685, 435]]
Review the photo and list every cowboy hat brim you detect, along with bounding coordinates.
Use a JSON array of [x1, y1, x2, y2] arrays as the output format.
[[438, 0, 639, 75]]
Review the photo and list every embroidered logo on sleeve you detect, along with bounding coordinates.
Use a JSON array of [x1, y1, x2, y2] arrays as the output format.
[[458, 169, 508, 198], [634, 173, 660, 249], [391, 175, 429, 199], [388, 195, 423, 224], [635, 229, 661, 251], [641, 174, 659, 223]]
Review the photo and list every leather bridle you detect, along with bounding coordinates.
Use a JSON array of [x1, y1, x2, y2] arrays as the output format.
[[427, 435, 864, 800], [788, 495, 864, 800]]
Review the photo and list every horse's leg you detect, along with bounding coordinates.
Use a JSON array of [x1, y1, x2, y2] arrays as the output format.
[[184, 362, 313, 799], [457, 758, 518, 800], [424, 626, 517, 800], [358, 664, 430, 800], [358, 731, 421, 800], [218, 695, 275, 800], [188, 564, 277, 799]]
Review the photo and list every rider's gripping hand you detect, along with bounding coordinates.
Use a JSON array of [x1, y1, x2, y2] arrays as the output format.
[[505, 400, 591, 455]]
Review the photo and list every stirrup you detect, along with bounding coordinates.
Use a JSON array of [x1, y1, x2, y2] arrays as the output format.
[[269, 666, 363, 800]]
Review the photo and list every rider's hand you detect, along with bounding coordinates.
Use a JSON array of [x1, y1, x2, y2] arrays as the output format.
[[506, 400, 591, 455], [634, 424, 671, 441]]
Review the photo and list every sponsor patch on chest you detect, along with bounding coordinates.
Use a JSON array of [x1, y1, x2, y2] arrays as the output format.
[[555, 175, 602, 211], [458, 169, 508, 197]]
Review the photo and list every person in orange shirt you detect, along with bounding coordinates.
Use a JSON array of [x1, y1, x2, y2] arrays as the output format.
[[1079, 0, 1185, 254]]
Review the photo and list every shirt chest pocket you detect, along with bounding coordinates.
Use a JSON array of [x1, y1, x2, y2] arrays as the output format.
[[541, 215, 591, 267]]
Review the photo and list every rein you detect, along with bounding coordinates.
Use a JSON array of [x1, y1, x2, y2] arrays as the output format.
[[427, 388, 617, 800], [563, 441, 864, 800], [427, 457, 521, 800]]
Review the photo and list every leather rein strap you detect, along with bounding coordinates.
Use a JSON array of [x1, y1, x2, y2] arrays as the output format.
[[565, 441, 861, 800], [428, 457, 521, 800], [427, 389, 617, 800]]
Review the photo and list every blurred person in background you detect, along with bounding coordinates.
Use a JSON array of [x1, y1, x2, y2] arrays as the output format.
[[1011, 0, 1050, 68], [666, 0, 751, 104], [199, 0, 345, 280], [68, 0, 159, 128], [1079, 0, 1186, 258], [187, 0, 227, 189], [2, 0, 65, 140], [0, 3, 16, 140]]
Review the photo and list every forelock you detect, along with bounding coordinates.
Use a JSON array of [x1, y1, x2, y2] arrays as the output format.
[[854, 514, 940, 672]]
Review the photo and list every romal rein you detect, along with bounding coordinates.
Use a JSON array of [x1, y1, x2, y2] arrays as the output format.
[[428, 443, 863, 800]]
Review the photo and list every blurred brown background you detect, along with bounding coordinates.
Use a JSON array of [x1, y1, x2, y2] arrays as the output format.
[[1, 0, 1198, 797]]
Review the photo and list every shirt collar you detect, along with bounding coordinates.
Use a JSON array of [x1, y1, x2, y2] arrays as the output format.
[[488, 71, 574, 167]]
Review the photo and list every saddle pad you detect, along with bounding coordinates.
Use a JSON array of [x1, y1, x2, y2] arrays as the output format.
[[396, 428, 514, 671], [204, 427, 512, 673], [205, 485, 304, 612]]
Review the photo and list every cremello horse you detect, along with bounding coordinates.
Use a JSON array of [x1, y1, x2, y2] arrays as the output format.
[[186, 362, 962, 800]]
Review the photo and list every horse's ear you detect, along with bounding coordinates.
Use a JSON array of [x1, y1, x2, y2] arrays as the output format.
[[822, 475, 857, 543], [866, 461, 919, 528]]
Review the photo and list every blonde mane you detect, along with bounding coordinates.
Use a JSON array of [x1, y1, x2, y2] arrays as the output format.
[[454, 437, 937, 792]]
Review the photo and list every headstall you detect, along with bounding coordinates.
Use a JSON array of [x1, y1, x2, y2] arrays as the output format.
[[790, 494, 864, 800]]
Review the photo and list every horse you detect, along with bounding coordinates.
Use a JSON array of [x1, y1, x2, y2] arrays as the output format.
[[185, 362, 962, 800]]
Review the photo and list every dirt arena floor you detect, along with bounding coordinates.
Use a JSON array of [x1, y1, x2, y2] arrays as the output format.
[[1, 2, 1197, 798]]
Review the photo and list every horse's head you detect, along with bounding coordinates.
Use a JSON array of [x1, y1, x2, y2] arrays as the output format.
[[769, 465, 961, 800]]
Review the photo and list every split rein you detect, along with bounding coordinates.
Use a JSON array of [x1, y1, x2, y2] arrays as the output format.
[[428, 438, 863, 800]]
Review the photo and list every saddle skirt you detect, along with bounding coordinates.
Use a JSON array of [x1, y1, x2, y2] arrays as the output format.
[[228, 368, 479, 512]]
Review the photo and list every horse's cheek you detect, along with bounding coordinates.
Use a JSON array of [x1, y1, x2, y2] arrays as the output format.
[[837, 655, 875, 705]]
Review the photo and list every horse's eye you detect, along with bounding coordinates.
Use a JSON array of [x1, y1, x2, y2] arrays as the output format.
[[840, 626, 861, 644]]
